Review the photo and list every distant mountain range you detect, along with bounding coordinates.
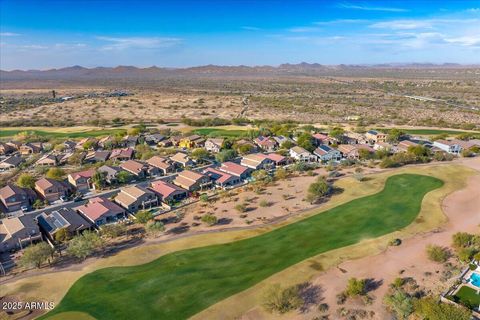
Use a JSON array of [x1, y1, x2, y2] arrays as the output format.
[[1, 63, 479, 81]]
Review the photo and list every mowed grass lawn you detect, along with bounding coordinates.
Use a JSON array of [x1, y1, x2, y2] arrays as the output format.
[[375, 128, 479, 136], [42, 174, 442, 320], [191, 127, 255, 138], [0, 128, 126, 139], [452, 285, 480, 307]]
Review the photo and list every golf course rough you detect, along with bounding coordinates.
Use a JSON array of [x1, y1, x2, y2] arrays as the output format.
[[42, 174, 443, 320]]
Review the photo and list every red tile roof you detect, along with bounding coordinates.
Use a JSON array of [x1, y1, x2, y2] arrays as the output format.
[[75, 197, 124, 222], [150, 180, 186, 198], [220, 162, 249, 176]]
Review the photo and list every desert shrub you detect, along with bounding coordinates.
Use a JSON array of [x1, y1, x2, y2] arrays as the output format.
[[426, 244, 449, 263], [201, 214, 217, 226], [345, 277, 367, 297], [262, 284, 303, 314]]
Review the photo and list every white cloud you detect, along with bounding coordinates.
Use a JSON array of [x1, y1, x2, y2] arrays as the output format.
[[96, 36, 182, 50], [314, 19, 368, 25], [338, 3, 407, 12], [370, 20, 433, 30], [0, 32, 20, 37], [288, 27, 322, 33], [444, 35, 480, 46], [241, 26, 261, 31]]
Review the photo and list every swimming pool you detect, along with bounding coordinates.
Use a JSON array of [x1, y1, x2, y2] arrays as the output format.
[[469, 272, 480, 288]]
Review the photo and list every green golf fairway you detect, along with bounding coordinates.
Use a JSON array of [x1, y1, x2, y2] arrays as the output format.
[[42, 174, 443, 320]]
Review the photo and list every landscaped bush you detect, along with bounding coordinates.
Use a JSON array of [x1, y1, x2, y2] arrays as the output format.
[[345, 277, 367, 297], [201, 214, 217, 226]]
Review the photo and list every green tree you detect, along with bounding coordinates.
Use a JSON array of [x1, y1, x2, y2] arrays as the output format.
[[117, 171, 133, 184], [54, 228, 70, 243], [383, 289, 413, 320], [33, 199, 44, 210], [67, 151, 84, 166], [19, 242, 54, 268], [414, 297, 470, 320], [17, 173, 35, 189], [201, 214, 218, 226], [296, 133, 315, 152], [215, 149, 237, 162], [330, 127, 345, 140], [100, 224, 127, 238], [387, 129, 404, 143], [280, 140, 295, 149], [452, 232, 474, 249], [262, 284, 303, 314], [199, 194, 209, 202], [135, 210, 154, 224], [306, 176, 329, 204], [345, 277, 367, 296], [191, 148, 210, 162], [46, 167, 65, 180], [236, 143, 254, 155], [274, 168, 288, 180], [92, 170, 106, 190], [67, 231, 103, 260], [146, 220, 165, 237]]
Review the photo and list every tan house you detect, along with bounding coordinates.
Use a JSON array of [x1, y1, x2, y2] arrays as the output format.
[[114, 185, 159, 212], [0, 155, 24, 171], [240, 153, 274, 170], [337, 144, 374, 159], [170, 152, 194, 168], [204, 138, 224, 153], [0, 142, 14, 155], [0, 184, 37, 212], [120, 160, 149, 178], [173, 170, 211, 192], [366, 130, 387, 144], [0, 215, 42, 252], [68, 169, 95, 193], [35, 178, 70, 203], [20, 142, 43, 155], [146, 156, 175, 175], [397, 140, 419, 152], [35, 154, 59, 167]]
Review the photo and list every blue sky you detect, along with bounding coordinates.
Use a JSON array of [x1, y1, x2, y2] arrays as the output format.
[[1, 1, 479, 70]]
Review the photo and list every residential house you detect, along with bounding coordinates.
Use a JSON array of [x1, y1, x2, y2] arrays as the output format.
[[157, 139, 173, 148], [0, 155, 24, 171], [289, 146, 317, 162], [265, 153, 289, 166], [68, 169, 95, 193], [35, 154, 59, 167], [397, 140, 419, 152], [314, 145, 342, 162], [6, 141, 22, 151], [120, 160, 149, 179], [219, 161, 252, 179], [75, 137, 97, 150], [203, 167, 240, 188], [365, 130, 387, 144], [123, 135, 139, 148], [63, 140, 77, 151], [254, 136, 278, 152], [98, 135, 117, 149], [0, 215, 42, 252], [173, 170, 211, 192], [146, 156, 175, 175], [115, 185, 159, 212], [374, 142, 393, 152], [170, 152, 194, 168], [20, 142, 43, 155], [204, 138, 224, 153], [234, 139, 257, 153], [240, 153, 274, 170], [433, 140, 462, 154], [0, 142, 14, 155], [145, 133, 165, 145], [76, 197, 127, 226], [97, 165, 123, 184], [337, 144, 374, 159], [179, 135, 205, 149], [0, 184, 37, 212], [272, 135, 293, 147], [84, 150, 110, 163], [110, 147, 134, 161], [312, 133, 331, 146], [149, 180, 187, 204], [36, 207, 92, 240], [35, 178, 70, 203]]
